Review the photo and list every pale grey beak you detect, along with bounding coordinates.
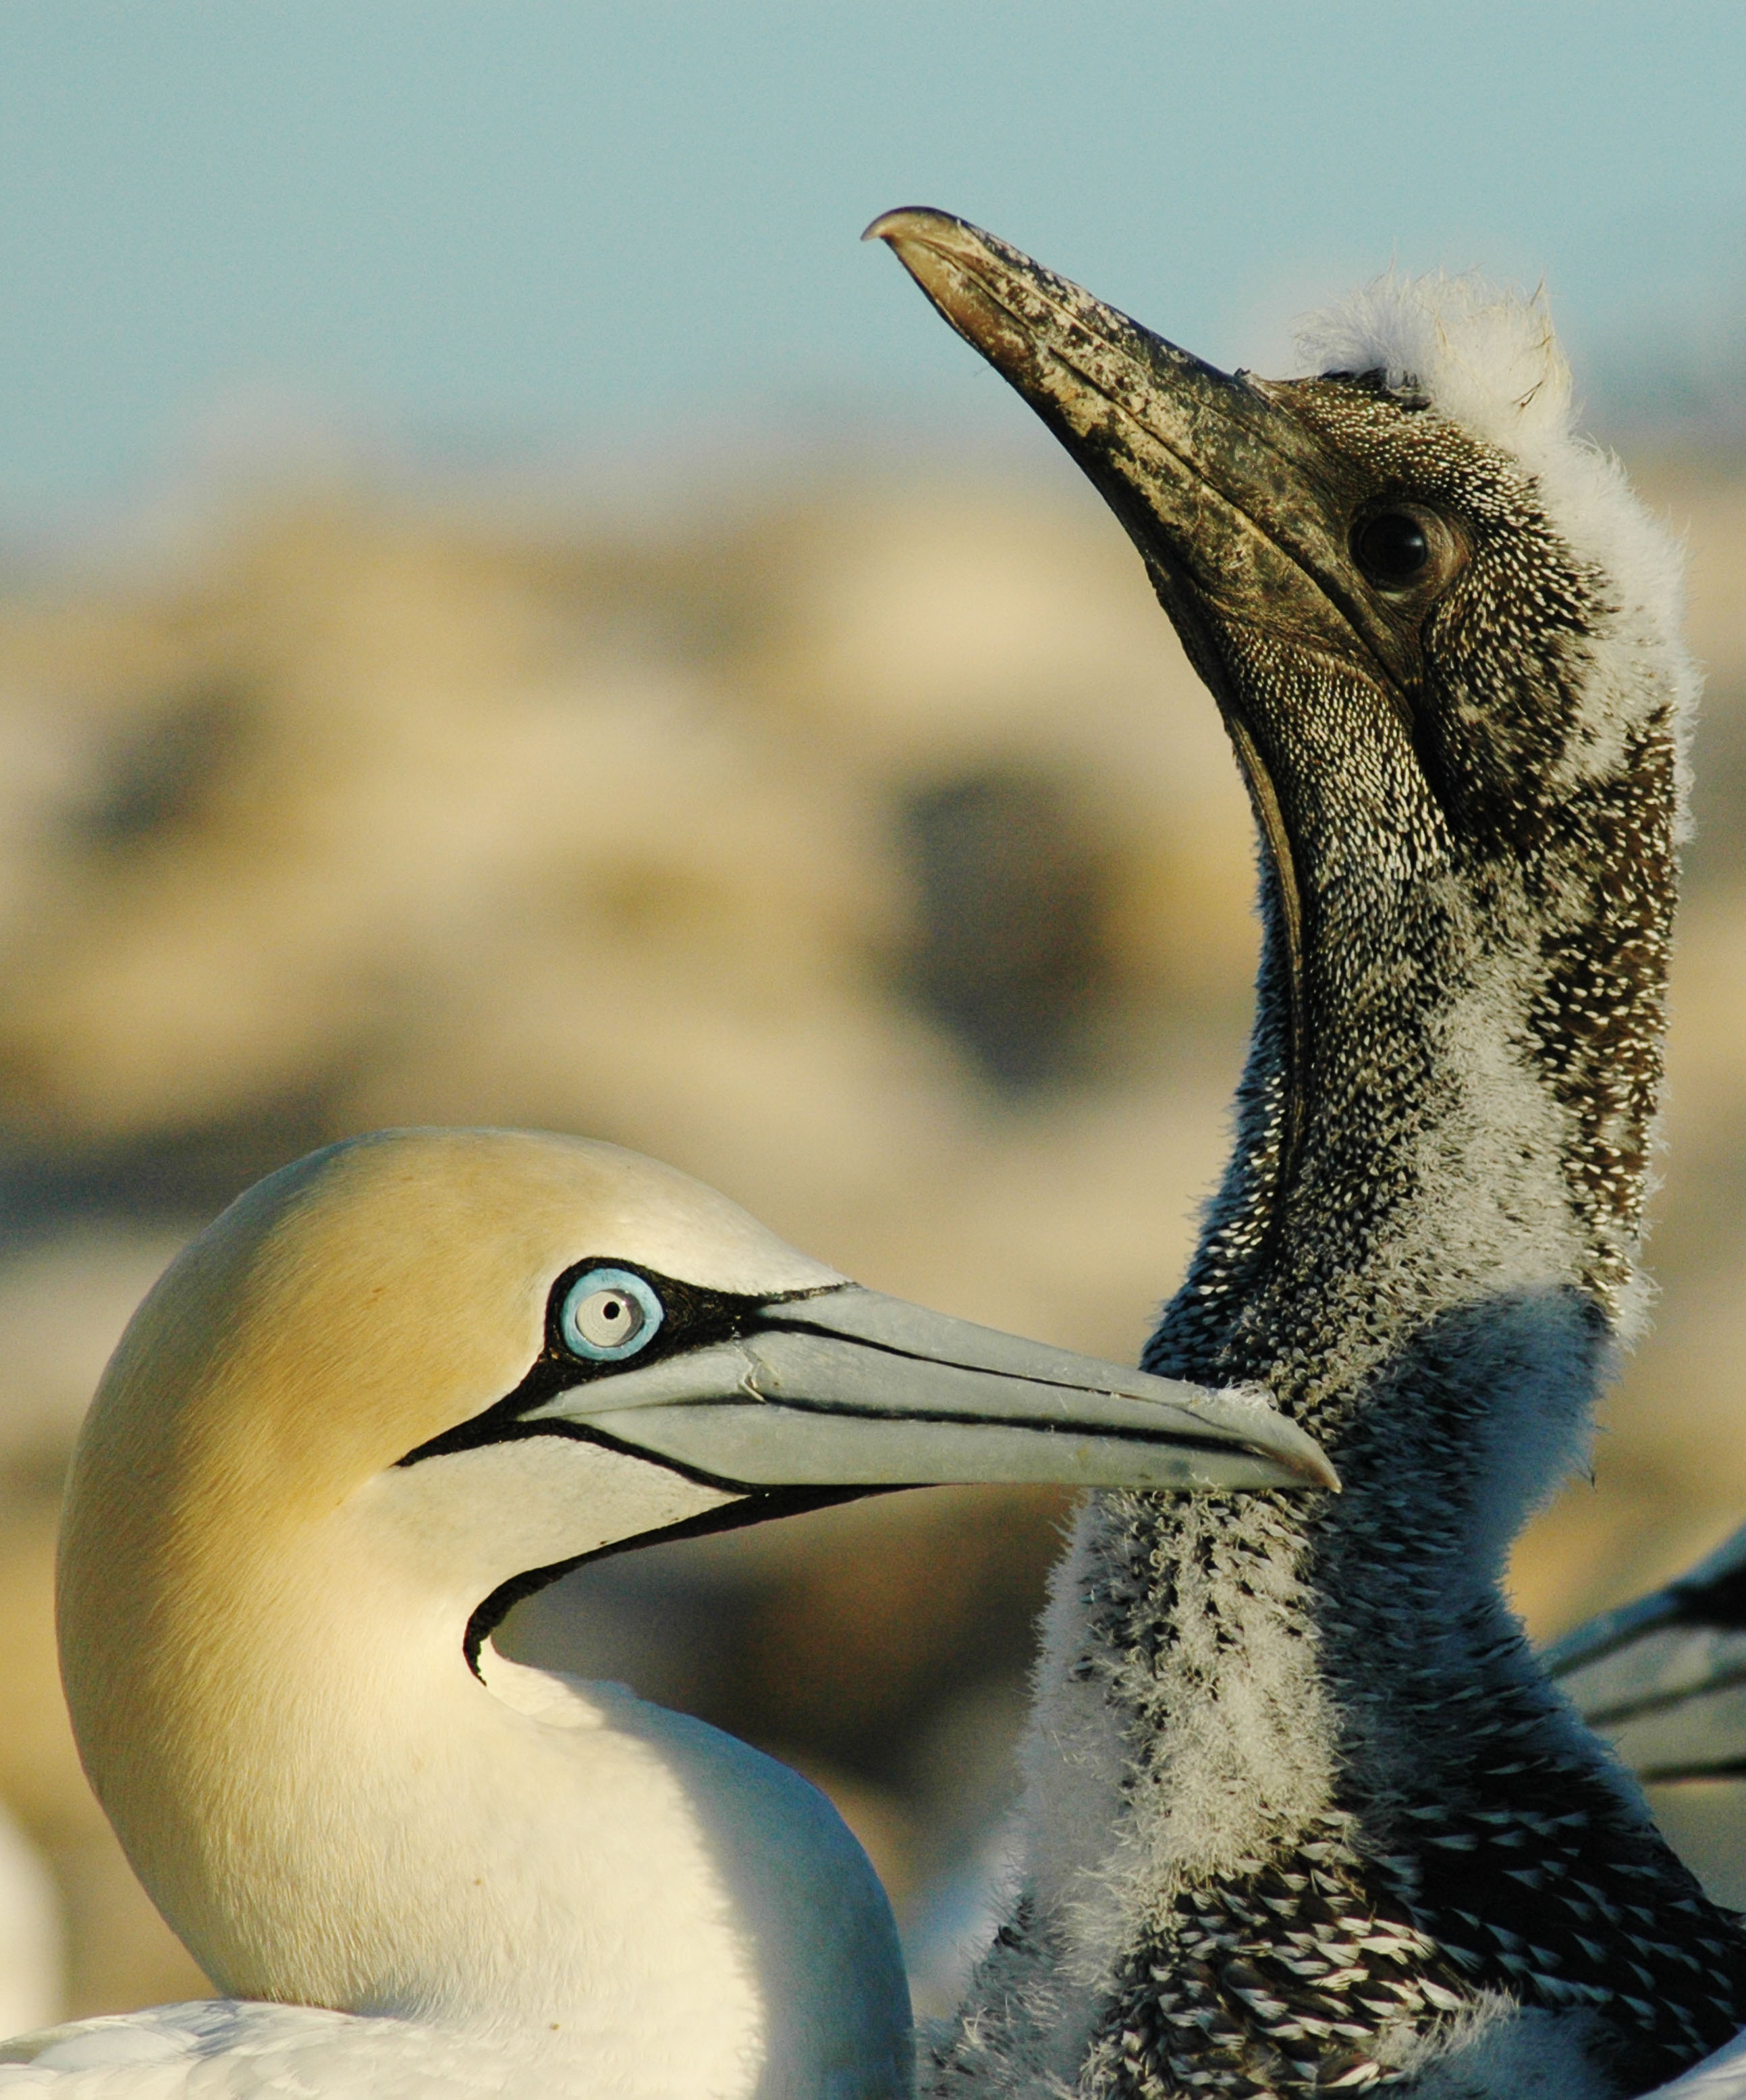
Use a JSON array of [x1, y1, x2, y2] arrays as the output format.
[[520, 1283, 1337, 1494]]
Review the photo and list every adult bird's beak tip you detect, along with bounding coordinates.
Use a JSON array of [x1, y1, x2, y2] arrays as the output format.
[[1206, 1390, 1338, 1492], [1290, 1434, 1340, 1493]]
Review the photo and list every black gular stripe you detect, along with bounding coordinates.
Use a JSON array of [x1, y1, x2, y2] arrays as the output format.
[[412, 1262, 880, 1678], [461, 1483, 881, 1679]]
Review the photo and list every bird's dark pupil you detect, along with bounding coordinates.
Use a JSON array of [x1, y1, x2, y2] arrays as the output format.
[[1355, 511, 1431, 583], [603, 1299, 624, 1321]]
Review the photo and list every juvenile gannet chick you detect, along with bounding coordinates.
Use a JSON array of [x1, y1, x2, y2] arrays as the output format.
[[0, 1127, 1330, 2098], [869, 209, 1746, 2098]]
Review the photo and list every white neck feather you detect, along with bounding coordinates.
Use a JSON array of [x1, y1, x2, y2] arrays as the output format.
[[946, 954, 1624, 2093], [82, 1438, 910, 2100]]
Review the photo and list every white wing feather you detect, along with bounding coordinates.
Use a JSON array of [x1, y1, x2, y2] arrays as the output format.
[[1652, 2030, 1746, 2098], [0, 2002, 545, 2097]]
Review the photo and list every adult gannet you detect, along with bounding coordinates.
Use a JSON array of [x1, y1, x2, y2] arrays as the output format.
[[0, 1125, 1332, 2097], [869, 209, 1746, 2097]]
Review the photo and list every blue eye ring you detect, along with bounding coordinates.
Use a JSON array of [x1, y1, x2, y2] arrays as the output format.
[[559, 1267, 665, 1362]]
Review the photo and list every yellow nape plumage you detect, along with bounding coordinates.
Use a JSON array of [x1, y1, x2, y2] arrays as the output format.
[[57, 1130, 838, 2032]]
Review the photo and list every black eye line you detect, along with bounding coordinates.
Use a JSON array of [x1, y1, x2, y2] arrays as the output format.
[[395, 1264, 840, 1467]]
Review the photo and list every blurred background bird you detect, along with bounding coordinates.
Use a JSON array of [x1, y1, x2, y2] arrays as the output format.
[[4, 0, 1746, 2048]]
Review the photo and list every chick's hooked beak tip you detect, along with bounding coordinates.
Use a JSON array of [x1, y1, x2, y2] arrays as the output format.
[[862, 206, 953, 247]]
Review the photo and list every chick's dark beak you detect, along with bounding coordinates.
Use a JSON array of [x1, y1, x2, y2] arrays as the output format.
[[863, 207, 1415, 699]]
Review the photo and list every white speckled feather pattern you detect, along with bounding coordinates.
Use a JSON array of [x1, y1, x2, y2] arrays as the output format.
[[865, 208, 1745, 2099]]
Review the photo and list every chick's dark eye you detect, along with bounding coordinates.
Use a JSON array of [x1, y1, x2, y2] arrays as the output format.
[[1353, 510, 1432, 586]]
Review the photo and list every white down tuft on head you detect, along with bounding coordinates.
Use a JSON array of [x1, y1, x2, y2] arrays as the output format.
[[1297, 268, 1697, 828], [1296, 269, 1576, 473]]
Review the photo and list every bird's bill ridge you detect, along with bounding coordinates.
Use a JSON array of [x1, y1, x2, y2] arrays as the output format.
[[863, 206, 1417, 697], [524, 1283, 1338, 1493]]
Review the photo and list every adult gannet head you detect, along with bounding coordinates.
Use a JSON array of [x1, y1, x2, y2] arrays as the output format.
[[53, 1126, 1328, 2097]]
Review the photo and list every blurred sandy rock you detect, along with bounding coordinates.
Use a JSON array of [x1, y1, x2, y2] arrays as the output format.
[[0, 1239, 209, 2020], [0, 1798, 58, 2039], [0, 456, 1744, 2017]]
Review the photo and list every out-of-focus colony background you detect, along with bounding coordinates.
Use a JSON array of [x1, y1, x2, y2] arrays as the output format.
[[5, 0, 1746, 2041]]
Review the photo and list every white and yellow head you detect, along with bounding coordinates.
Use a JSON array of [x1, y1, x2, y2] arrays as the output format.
[[56, 1126, 1329, 2033]]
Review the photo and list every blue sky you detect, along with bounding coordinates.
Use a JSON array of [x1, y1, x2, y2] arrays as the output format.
[[1, 2, 1743, 522]]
